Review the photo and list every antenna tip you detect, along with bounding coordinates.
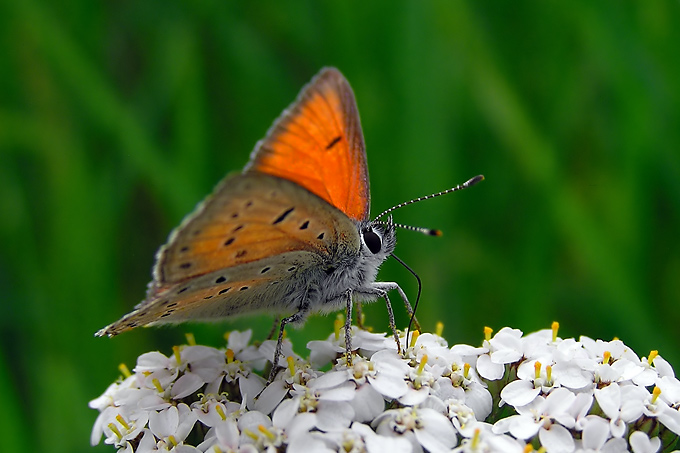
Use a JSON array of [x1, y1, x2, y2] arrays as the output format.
[[428, 229, 443, 236], [466, 175, 485, 187]]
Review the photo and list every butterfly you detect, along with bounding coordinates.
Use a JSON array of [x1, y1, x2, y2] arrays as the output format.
[[96, 67, 482, 378]]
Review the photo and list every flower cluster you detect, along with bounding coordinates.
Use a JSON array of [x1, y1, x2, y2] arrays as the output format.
[[90, 321, 680, 452]]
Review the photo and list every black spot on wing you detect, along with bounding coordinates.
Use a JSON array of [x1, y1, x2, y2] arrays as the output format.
[[219, 287, 232, 295], [273, 207, 295, 225], [299, 220, 309, 230], [224, 238, 235, 246], [326, 136, 342, 150], [215, 276, 226, 284]]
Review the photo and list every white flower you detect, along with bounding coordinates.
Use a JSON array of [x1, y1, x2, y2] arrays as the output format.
[[494, 387, 577, 441], [373, 407, 458, 453], [148, 403, 198, 450], [90, 325, 680, 452], [594, 382, 647, 437], [629, 431, 661, 453]]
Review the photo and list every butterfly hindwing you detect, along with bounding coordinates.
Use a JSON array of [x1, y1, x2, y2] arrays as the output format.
[[245, 67, 370, 221]]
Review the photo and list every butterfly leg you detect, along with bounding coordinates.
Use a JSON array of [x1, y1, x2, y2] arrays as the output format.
[[269, 309, 306, 383], [373, 282, 421, 331], [343, 289, 354, 365], [381, 290, 402, 354]]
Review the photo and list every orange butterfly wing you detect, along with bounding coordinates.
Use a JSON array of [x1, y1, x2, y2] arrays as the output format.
[[245, 67, 370, 222]]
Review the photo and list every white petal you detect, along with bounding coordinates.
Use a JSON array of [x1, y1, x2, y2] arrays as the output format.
[[538, 423, 575, 453], [240, 373, 266, 410], [629, 431, 661, 453], [507, 415, 541, 440], [214, 419, 239, 449], [619, 385, 648, 422], [252, 379, 287, 415], [465, 382, 493, 420], [149, 406, 178, 438], [594, 383, 621, 420], [580, 416, 609, 450], [308, 340, 342, 368], [175, 403, 198, 441], [285, 412, 317, 440], [310, 371, 349, 390], [399, 387, 430, 406], [271, 398, 300, 429], [136, 351, 170, 371], [238, 410, 271, 431], [369, 373, 409, 399], [316, 381, 356, 401], [350, 384, 386, 422], [500, 379, 540, 407], [171, 372, 205, 399], [654, 356, 675, 378], [315, 401, 354, 431], [287, 433, 335, 453], [553, 362, 592, 390], [415, 408, 458, 452], [600, 437, 629, 453], [476, 354, 506, 380], [657, 405, 680, 435]]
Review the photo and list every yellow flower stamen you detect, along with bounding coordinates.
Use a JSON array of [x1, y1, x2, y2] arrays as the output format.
[[118, 363, 132, 378], [652, 386, 661, 404], [435, 322, 444, 337], [417, 355, 428, 374], [464, 426, 478, 447], [107, 423, 123, 440], [603, 351, 611, 365], [152, 378, 164, 393], [244, 428, 258, 441], [546, 365, 553, 385], [226, 349, 235, 364], [463, 363, 471, 380], [484, 326, 493, 341], [534, 361, 542, 380], [258, 424, 276, 441], [538, 447, 547, 453], [115, 414, 131, 431], [287, 356, 296, 376], [185, 332, 196, 346], [214, 447, 223, 453], [168, 435, 178, 447], [551, 321, 559, 342], [409, 330, 420, 348], [215, 404, 227, 421], [648, 350, 658, 365], [523, 445, 534, 453], [173, 345, 181, 364], [223, 331, 230, 342]]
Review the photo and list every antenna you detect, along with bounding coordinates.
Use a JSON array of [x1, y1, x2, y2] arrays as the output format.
[[373, 175, 484, 221]]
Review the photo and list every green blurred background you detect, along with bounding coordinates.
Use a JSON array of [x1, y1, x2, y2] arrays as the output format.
[[1, 1, 679, 451]]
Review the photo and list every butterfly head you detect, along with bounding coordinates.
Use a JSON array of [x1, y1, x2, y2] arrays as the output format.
[[361, 220, 396, 258]]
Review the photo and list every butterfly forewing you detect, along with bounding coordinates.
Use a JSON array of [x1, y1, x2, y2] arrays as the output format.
[[246, 67, 370, 221], [96, 173, 361, 337]]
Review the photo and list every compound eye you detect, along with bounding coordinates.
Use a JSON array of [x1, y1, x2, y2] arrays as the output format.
[[363, 229, 382, 254]]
